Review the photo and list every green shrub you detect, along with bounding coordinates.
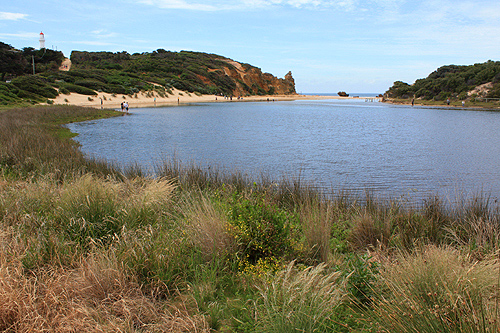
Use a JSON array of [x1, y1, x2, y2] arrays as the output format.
[[11, 75, 59, 98], [60, 82, 96, 95], [225, 192, 299, 265], [74, 79, 105, 91], [343, 253, 379, 306], [58, 86, 70, 95]]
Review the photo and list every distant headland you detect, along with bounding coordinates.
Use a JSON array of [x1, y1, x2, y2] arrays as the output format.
[[383, 60, 500, 108], [0, 42, 300, 108]]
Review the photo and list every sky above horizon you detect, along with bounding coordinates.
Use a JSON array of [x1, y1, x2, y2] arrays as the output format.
[[1, 0, 499, 94]]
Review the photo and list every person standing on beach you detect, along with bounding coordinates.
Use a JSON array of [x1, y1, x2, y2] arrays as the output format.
[[124, 101, 129, 112], [121, 102, 124, 112]]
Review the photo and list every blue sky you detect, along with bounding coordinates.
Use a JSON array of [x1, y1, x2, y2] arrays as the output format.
[[1, 0, 500, 93]]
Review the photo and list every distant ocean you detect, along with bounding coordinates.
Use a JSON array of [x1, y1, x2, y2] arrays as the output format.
[[302, 93, 381, 97]]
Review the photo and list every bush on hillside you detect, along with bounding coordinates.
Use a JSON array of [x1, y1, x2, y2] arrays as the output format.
[[60, 82, 96, 96], [385, 60, 500, 100], [11, 75, 58, 99]]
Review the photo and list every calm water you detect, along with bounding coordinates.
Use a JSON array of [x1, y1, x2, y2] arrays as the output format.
[[67, 99, 500, 203]]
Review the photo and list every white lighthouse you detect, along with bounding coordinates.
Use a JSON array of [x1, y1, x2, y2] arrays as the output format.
[[39, 32, 45, 49]]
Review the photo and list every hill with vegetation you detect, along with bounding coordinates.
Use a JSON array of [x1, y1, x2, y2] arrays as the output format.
[[0, 42, 296, 107], [384, 60, 500, 102]]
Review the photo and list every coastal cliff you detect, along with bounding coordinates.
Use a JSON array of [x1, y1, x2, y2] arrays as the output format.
[[69, 50, 296, 97], [216, 58, 295, 96]]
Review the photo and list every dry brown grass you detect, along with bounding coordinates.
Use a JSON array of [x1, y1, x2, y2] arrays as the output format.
[[0, 173, 208, 332], [0, 247, 210, 332]]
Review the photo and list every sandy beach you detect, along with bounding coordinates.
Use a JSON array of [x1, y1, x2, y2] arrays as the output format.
[[50, 88, 380, 110]]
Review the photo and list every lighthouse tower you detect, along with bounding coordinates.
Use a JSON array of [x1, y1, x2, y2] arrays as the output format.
[[39, 32, 45, 49]]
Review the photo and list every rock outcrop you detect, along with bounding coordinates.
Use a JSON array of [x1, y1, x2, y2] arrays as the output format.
[[219, 58, 296, 96]]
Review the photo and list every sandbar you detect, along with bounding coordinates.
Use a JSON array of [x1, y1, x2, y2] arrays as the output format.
[[50, 88, 380, 110]]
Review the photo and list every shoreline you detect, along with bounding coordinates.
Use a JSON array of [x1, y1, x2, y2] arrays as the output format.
[[50, 89, 381, 110], [383, 98, 500, 110]]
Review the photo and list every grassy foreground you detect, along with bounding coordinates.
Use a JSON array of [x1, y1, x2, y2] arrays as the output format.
[[1, 105, 499, 332]]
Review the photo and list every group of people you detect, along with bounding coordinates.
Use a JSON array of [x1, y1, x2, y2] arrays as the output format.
[[120, 101, 129, 112]]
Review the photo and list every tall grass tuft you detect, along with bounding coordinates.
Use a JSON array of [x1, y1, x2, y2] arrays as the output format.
[[255, 261, 344, 332], [155, 158, 249, 192], [55, 174, 125, 247], [299, 199, 335, 263], [368, 245, 500, 332], [448, 194, 500, 257], [180, 193, 236, 260], [348, 199, 450, 251]]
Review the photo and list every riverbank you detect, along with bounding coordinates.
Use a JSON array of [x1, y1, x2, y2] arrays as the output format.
[[1, 105, 499, 332], [384, 97, 500, 110], [50, 89, 380, 109]]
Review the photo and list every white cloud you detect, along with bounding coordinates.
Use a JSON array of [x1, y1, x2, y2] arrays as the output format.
[[91, 30, 118, 39], [139, 0, 359, 10], [0, 12, 28, 20], [0, 32, 38, 39], [75, 40, 115, 46], [138, 0, 218, 11], [286, 0, 322, 8]]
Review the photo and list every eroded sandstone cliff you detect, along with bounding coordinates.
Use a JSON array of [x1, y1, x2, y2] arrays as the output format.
[[218, 58, 296, 96]]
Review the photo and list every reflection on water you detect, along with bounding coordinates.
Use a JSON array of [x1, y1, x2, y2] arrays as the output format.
[[66, 99, 500, 203]]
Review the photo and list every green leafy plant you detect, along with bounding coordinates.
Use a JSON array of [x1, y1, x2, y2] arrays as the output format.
[[344, 253, 379, 306], [226, 192, 298, 265]]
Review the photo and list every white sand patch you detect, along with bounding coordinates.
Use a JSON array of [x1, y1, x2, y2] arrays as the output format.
[[50, 89, 376, 110]]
